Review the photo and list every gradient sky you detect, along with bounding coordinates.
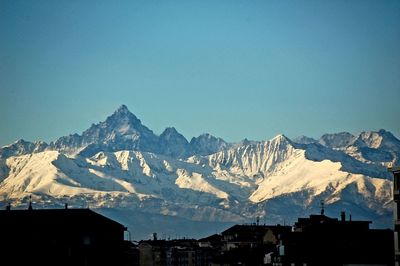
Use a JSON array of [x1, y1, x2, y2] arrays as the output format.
[[1, 0, 399, 146]]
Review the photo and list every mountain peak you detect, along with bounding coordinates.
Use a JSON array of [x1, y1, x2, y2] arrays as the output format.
[[1, 139, 29, 149], [189, 133, 228, 156], [115, 104, 129, 114], [271, 134, 291, 143], [15, 139, 29, 144], [197, 133, 212, 139], [161, 127, 179, 135], [159, 127, 189, 158], [318, 132, 355, 148], [160, 127, 188, 143], [292, 135, 317, 145], [106, 105, 141, 127], [110, 104, 137, 120], [50, 105, 159, 155], [378, 129, 388, 134], [376, 129, 399, 141], [357, 129, 400, 150]]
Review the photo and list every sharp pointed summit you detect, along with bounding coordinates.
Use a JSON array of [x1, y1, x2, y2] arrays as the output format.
[[159, 127, 190, 158], [271, 134, 291, 143], [51, 105, 158, 156], [160, 127, 180, 137], [115, 104, 129, 113], [105, 104, 142, 127]]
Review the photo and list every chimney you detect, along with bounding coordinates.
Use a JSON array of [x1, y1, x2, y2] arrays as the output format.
[[65, 203, 68, 209], [5, 203, 11, 211], [340, 211, 345, 222]]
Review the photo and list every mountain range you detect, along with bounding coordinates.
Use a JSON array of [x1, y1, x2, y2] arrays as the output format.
[[0, 105, 396, 239]]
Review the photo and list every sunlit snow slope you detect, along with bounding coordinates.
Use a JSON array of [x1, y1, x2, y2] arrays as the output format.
[[0, 105, 395, 238]]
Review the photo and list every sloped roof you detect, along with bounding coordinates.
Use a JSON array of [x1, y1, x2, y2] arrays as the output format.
[[0, 208, 126, 230]]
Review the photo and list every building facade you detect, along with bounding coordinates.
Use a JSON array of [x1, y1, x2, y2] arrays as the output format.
[[0, 207, 129, 266], [276, 212, 394, 266], [391, 166, 400, 266]]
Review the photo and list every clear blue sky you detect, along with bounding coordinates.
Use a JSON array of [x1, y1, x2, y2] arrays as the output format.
[[1, 0, 399, 146]]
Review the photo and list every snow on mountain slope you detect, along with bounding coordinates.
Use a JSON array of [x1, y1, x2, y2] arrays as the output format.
[[50, 105, 159, 156], [1, 152, 77, 198], [159, 127, 190, 158], [0, 149, 246, 221], [189, 133, 229, 156], [358, 129, 400, 150], [1, 143, 391, 226], [206, 135, 299, 177], [249, 149, 392, 208], [0, 139, 48, 159], [292, 135, 317, 145], [0, 105, 397, 237], [0, 151, 133, 198], [346, 130, 400, 167], [298, 142, 391, 179], [175, 169, 229, 200], [318, 132, 355, 148], [298, 129, 400, 168], [48, 105, 228, 159]]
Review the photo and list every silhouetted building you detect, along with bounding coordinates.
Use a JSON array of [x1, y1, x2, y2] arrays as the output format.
[[391, 166, 400, 266], [207, 224, 292, 265], [138, 238, 216, 266], [198, 234, 222, 249], [0, 207, 129, 266], [135, 214, 393, 266], [276, 212, 394, 266], [221, 224, 292, 251]]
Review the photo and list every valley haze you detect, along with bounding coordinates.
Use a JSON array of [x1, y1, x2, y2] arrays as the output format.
[[0, 105, 396, 240]]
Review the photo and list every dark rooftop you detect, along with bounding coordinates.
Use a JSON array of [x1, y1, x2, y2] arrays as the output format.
[[0, 208, 126, 230]]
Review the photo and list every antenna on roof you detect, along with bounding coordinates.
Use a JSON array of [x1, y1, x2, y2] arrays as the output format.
[[28, 195, 33, 210], [320, 200, 325, 215]]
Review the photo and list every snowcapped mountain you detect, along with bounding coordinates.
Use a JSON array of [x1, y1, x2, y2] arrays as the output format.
[[292, 135, 317, 145], [318, 132, 355, 148], [159, 127, 190, 158], [50, 105, 159, 156], [0, 139, 48, 159], [189, 133, 230, 156], [48, 105, 227, 160], [0, 105, 397, 239]]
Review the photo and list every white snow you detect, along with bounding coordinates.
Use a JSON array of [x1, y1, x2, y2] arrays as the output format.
[[0, 117, 396, 228]]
